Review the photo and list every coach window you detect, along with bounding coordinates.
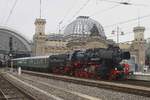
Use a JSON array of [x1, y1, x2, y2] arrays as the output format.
[[24, 60, 26, 64], [45, 58, 47, 64], [35, 59, 37, 64], [31, 60, 33, 64], [33, 60, 35, 64], [34, 59, 36, 64], [42, 59, 44, 64], [41, 59, 43, 64], [40, 59, 42, 64], [40, 59, 43, 64], [40, 59, 41, 64], [39, 59, 40, 64], [38, 59, 40, 64], [45, 59, 47, 64]]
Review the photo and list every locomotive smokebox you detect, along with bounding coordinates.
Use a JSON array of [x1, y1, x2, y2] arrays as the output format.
[[121, 51, 130, 60]]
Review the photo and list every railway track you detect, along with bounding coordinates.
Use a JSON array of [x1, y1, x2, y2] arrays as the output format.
[[6, 71, 150, 100], [113, 79, 150, 87], [21, 70, 150, 97], [10, 73, 101, 100], [0, 73, 37, 100]]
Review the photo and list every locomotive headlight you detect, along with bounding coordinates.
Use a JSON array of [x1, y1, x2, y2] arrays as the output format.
[[115, 68, 117, 70]]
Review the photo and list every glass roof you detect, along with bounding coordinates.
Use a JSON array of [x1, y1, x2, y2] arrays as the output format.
[[64, 16, 105, 38]]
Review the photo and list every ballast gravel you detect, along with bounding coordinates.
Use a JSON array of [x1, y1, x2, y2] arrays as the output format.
[[9, 72, 150, 100]]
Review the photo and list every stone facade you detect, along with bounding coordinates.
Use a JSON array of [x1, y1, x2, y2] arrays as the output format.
[[131, 26, 146, 71], [32, 16, 111, 56], [119, 26, 146, 71], [32, 17, 146, 72], [32, 18, 46, 56], [67, 36, 109, 50]]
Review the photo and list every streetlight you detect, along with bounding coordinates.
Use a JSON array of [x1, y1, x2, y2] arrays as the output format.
[[111, 26, 124, 43], [58, 20, 63, 53], [58, 20, 63, 34], [8, 53, 13, 72], [9, 37, 13, 72]]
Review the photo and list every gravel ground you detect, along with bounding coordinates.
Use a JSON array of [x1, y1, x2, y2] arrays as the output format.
[[10, 72, 150, 100], [10, 72, 98, 100], [3, 73, 59, 100]]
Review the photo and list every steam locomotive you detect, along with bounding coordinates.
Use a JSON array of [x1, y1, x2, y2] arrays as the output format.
[[12, 45, 130, 80]]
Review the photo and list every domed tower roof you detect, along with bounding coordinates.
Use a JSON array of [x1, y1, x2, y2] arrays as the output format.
[[64, 16, 106, 38]]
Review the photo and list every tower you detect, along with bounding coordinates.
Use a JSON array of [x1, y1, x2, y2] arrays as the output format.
[[33, 18, 46, 56], [32, 0, 47, 56], [133, 26, 146, 71]]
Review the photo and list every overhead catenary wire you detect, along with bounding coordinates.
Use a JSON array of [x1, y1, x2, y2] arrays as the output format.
[[58, 0, 77, 24], [99, 0, 150, 7], [4, 0, 18, 25], [61, 0, 91, 31], [60, 0, 131, 31], [58, 0, 77, 33], [103, 14, 150, 42], [0, 0, 10, 24], [89, 4, 120, 17], [104, 13, 150, 28], [106, 26, 150, 43], [60, 0, 149, 31], [58, 0, 150, 41], [99, 0, 124, 4], [60, 0, 124, 31], [68, 0, 90, 22], [106, 27, 132, 37], [106, 30, 135, 43]]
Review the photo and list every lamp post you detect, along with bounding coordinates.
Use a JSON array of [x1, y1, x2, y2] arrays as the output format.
[[58, 21, 63, 54], [58, 21, 63, 34], [9, 37, 13, 72], [111, 26, 124, 43], [9, 53, 13, 72]]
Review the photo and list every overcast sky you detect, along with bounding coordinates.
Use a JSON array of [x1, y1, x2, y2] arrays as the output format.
[[0, 0, 150, 43]]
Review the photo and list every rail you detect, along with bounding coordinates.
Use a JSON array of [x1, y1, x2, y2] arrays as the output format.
[[0, 72, 37, 100], [21, 70, 150, 97]]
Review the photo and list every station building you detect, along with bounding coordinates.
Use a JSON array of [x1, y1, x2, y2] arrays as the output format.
[[0, 15, 146, 71], [32, 16, 146, 72], [32, 16, 116, 56]]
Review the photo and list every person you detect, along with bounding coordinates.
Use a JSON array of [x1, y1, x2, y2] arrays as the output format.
[[143, 65, 148, 73], [135, 63, 138, 72], [0, 60, 2, 67]]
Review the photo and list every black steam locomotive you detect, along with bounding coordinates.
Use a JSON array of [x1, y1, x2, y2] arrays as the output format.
[[12, 45, 130, 80]]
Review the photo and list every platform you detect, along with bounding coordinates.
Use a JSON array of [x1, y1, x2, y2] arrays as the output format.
[[129, 72, 150, 81]]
